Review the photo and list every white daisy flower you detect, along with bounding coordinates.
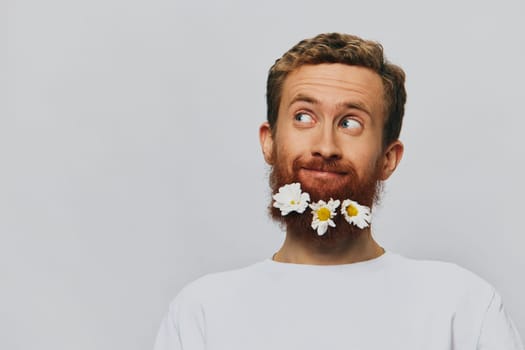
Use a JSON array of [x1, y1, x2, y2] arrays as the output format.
[[310, 199, 340, 236], [341, 199, 371, 229], [273, 183, 311, 216]]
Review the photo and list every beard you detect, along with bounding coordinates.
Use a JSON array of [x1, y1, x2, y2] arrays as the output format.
[[269, 151, 383, 248]]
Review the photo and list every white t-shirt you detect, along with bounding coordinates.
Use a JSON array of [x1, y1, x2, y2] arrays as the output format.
[[154, 251, 523, 350]]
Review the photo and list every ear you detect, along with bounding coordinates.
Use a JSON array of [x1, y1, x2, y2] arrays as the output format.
[[259, 122, 275, 165], [379, 140, 404, 180]]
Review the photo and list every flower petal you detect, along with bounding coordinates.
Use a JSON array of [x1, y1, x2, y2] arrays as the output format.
[[317, 222, 328, 236]]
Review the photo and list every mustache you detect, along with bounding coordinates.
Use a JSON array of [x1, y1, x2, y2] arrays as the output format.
[[292, 157, 359, 178]]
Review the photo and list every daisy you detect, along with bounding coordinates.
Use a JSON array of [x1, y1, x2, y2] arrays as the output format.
[[341, 199, 371, 229], [273, 183, 311, 215], [310, 199, 340, 236]]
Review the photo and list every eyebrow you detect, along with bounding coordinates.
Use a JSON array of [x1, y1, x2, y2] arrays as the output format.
[[288, 94, 319, 107], [288, 93, 371, 115]]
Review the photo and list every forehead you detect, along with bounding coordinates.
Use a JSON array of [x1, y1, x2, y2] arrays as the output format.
[[280, 63, 385, 119]]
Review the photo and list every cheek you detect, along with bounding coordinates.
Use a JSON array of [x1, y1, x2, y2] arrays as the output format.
[[272, 143, 294, 169], [274, 130, 308, 160], [365, 150, 385, 179], [343, 144, 383, 179]]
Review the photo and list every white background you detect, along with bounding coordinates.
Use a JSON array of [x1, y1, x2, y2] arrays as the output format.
[[2, 0, 524, 349]]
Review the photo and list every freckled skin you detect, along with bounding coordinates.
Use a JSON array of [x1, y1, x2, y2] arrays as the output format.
[[269, 63, 390, 183], [259, 63, 404, 265]]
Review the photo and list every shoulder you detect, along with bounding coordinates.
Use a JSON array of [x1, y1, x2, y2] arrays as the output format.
[[389, 253, 496, 313], [168, 261, 267, 311], [156, 264, 265, 350], [391, 253, 494, 291], [395, 255, 524, 348]]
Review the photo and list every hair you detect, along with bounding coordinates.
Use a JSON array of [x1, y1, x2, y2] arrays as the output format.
[[266, 32, 407, 148]]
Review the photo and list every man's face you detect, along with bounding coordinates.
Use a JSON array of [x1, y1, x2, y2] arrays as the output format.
[[260, 63, 403, 240]]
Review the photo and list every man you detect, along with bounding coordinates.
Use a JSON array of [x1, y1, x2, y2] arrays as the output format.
[[155, 33, 523, 349]]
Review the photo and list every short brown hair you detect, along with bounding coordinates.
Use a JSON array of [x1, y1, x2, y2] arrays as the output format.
[[266, 33, 407, 148]]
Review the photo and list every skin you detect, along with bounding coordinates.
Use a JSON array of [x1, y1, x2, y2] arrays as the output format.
[[259, 63, 404, 265]]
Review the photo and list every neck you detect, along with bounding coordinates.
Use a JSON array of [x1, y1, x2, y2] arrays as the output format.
[[273, 228, 384, 265]]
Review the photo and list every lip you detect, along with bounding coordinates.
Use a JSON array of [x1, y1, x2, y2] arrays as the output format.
[[300, 167, 347, 178]]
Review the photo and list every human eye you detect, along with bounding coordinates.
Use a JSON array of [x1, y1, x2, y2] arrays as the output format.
[[340, 117, 362, 130], [294, 112, 314, 124]]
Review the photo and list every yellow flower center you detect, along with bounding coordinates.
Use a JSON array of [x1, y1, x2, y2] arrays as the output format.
[[317, 207, 331, 221], [290, 200, 296, 205], [346, 204, 358, 217]]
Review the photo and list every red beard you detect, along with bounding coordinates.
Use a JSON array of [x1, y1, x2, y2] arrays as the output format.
[[269, 153, 383, 245]]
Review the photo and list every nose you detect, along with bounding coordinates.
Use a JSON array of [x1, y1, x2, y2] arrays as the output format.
[[311, 125, 342, 161]]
